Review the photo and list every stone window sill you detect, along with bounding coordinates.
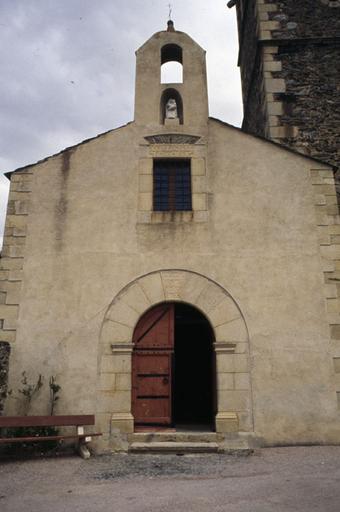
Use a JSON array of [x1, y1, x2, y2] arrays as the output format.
[[137, 210, 208, 224]]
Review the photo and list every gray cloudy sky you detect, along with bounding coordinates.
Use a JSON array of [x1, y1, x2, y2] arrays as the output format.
[[0, 0, 242, 241]]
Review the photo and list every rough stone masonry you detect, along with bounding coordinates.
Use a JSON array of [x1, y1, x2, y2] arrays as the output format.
[[233, 0, 340, 174], [0, 342, 10, 415]]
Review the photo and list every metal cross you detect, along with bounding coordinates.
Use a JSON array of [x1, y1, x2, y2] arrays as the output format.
[[168, 3, 172, 20]]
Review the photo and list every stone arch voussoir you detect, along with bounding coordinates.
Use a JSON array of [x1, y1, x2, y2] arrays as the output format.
[[104, 270, 248, 342]]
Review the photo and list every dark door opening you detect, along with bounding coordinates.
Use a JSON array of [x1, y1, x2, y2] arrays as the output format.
[[174, 303, 214, 428], [132, 302, 215, 431]]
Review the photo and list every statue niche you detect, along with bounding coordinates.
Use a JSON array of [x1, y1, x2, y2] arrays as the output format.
[[166, 98, 178, 119], [161, 89, 183, 124]]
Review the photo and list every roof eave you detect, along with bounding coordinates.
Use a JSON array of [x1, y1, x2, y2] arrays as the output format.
[[4, 121, 133, 180]]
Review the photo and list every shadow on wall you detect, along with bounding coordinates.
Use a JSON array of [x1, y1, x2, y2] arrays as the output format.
[[0, 174, 10, 250]]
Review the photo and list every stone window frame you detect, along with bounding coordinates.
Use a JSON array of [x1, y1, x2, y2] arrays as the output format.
[[137, 143, 208, 224]]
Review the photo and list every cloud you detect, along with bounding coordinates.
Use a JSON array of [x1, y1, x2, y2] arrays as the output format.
[[0, 0, 242, 239]]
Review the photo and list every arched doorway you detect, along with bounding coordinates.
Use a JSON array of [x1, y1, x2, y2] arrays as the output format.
[[132, 302, 215, 431], [97, 270, 252, 449]]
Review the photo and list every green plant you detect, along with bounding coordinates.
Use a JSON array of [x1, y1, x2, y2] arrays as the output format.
[[1, 373, 63, 456], [1, 425, 59, 454], [18, 372, 43, 415]]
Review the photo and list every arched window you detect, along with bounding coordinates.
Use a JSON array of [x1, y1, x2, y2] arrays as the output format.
[[161, 44, 183, 84], [160, 88, 183, 124]]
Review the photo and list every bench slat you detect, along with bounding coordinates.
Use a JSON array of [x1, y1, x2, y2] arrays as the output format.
[[0, 433, 102, 443], [0, 415, 95, 428]]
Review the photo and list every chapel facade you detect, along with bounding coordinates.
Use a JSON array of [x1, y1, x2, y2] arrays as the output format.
[[0, 21, 339, 452]]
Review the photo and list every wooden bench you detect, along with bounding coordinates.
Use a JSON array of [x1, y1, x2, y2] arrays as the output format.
[[0, 415, 102, 459]]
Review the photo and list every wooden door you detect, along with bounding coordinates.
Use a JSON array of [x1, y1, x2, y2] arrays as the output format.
[[132, 304, 174, 425]]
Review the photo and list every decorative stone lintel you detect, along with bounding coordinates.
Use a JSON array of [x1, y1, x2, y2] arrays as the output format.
[[111, 343, 134, 354], [214, 342, 237, 353], [111, 413, 134, 434], [215, 412, 239, 433], [144, 134, 201, 145], [148, 145, 195, 158]]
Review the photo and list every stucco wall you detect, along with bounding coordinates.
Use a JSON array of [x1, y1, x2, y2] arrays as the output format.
[[4, 118, 339, 445], [209, 120, 338, 444]]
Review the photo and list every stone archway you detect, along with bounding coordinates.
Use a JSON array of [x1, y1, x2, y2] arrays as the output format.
[[96, 270, 253, 451]]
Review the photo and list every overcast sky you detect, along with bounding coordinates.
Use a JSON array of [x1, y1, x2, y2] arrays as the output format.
[[0, 0, 242, 242]]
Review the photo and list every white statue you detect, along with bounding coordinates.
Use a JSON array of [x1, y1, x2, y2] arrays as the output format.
[[165, 98, 178, 119]]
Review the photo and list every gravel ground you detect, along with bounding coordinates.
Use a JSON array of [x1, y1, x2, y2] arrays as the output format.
[[1, 446, 340, 511]]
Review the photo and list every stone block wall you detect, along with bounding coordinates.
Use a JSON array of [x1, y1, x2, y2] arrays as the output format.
[[0, 169, 33, 409], [310, 167, 340, 415]]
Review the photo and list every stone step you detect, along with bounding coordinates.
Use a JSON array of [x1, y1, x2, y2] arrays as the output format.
[[129, 441, 219, 454], [130, 432, 218, 444]]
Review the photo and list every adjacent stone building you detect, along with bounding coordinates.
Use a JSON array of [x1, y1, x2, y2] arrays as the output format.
[[0, 21, 339, 452], [229, 0, 340, 172]]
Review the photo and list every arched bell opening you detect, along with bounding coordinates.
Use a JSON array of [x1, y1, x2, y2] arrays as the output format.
[[160, 88, 184, 124], [132, 302, 215, 431], [161, 44, 184, 85], [161, 61, 183, 84], [161, 44, 183, 65]]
